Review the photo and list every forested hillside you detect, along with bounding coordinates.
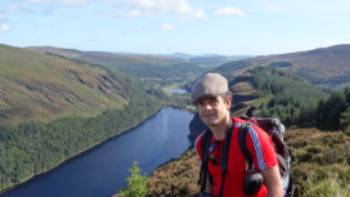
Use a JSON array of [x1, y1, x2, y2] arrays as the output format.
[[217, 65, 327, 127], [0, 99, 160, 191], [227, 65, 350, 131], [247, 66, 327, 126]]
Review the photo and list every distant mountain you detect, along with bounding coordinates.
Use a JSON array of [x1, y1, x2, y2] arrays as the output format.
[[170, 53, 252, 68], [28, 47, 207, 81], [218, 44, 350, 89], [170, 53, 193, 59], [29, 47, 249, 82], [188, 55, 252, 68], [0, 44, 130, 125]]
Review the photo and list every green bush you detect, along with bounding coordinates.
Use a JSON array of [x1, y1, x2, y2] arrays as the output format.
[[119, 162, 148, 197]]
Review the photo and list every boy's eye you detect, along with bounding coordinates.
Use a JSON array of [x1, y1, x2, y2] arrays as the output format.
[[194, 96, 220, 107], [193, 99, 205, 106], [209, 97, 219, 104]]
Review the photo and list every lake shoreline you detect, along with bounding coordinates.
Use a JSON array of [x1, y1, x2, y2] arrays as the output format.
[[0, 107, 167, 194], [1, 106, 194, 195]]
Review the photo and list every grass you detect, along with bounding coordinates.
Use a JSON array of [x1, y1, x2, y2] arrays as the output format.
[[0, 44, 128, 126], [286, 129, 350, 196]]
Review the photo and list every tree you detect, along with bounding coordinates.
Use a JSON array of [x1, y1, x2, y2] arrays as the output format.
[[344, 86, 350, 105], [119, 162, 148, 197], [340, 106, 350, 131], [317, 92, 346, 130]]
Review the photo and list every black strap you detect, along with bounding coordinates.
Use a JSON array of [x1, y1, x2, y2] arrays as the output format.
[[238, 124, 253, 167], [199, 129, 212, 192], [198, 120, 233, 196], [218, 120, 233, 197]]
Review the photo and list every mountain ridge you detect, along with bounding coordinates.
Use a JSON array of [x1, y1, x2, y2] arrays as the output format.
[[223, 44, 350, 89], [28, 46, 248, 79]]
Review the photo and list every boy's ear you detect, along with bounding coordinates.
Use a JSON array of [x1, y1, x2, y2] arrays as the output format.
[[225, 96, 232, 109]]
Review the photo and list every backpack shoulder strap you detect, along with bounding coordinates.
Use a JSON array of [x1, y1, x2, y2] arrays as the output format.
[[219, 120, 233, 197], [238, 123, 253, 167], [198, 129, 211, 192]]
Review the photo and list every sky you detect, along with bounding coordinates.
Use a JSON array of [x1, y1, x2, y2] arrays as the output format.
[[0, 0, 350, 56]]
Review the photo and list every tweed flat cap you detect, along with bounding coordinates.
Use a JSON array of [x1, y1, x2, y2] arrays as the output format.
[[191, 72, 229, 102]]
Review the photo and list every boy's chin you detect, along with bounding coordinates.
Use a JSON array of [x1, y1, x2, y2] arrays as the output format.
[[205, 120, 219, 127]]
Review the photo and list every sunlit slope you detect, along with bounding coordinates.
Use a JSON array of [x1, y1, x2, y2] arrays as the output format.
[[29, 46, 207, 80], [215, 44, 350, 89], [0, 44, 128, 125]]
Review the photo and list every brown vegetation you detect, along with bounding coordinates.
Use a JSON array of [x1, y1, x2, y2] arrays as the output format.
[[147, 150, 200, 197], [147, 128, 350, 197]]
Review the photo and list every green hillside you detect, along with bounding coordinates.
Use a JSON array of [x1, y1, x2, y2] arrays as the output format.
[[247, 66, 327, 126], [28, 47, 208, 83], [0, 44, 129, 126], [214, 65, 328, 126]]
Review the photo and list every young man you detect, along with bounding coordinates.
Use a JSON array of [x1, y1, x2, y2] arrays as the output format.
[[193, 73, 283, 197]]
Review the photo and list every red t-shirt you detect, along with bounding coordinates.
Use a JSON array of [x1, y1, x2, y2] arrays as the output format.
[[195, 117, 278, 197]]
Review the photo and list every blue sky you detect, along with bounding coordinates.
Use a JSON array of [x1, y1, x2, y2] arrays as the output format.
[[0, 0, 350, 55]]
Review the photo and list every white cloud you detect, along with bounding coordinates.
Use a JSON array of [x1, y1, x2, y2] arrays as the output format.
[[5, 0, 204, 19], [25, 0, 50, 3], [0, 0, 88, 16], [160, 24, 175, 31], [193, 8, 205, 19], [0, 23, 10, 32], [62, 0, 87, 6], [24, 0, 87, 6], [214, 7, 245, 16], [120, 0, 205, 18], [126, 8, 142, 17]]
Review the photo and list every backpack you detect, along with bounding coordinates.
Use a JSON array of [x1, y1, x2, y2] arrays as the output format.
[[239, 116, 293, 197], [198, 108, 294, 197]]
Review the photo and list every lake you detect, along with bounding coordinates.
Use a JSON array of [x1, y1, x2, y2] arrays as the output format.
[[0, 107, 193, 197], [164, 87, 188, 95]]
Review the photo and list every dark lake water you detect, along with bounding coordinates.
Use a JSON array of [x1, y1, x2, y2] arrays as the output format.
[[1, 107, 193, 197]]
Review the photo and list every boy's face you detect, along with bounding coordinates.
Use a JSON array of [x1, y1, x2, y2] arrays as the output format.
[[194, 95, 231, 127]]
